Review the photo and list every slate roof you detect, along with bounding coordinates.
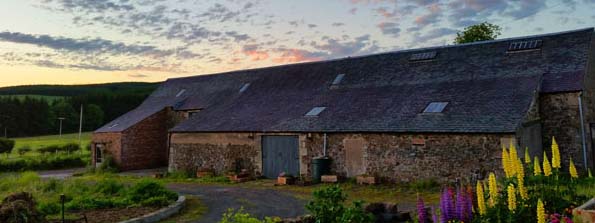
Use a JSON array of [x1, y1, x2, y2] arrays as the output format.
[[96, 28, 594, 133]]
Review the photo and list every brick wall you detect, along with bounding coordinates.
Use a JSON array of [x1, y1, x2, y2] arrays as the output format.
[[169, 132, 511, 182], [119, 109, 169, 170], [91, 132, 122, 167]]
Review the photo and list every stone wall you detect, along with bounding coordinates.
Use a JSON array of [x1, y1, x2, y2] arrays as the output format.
[[539, 92, 587, 169], [91, 132, 122, 167], [169, 132, 512, 182], [120, 109, 169, 170], [169, 133, 260, 174]]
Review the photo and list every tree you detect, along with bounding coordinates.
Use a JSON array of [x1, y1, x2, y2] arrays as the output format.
[[84, 104, 105, 131], [0, 138, 15, 157], [454, 22, 502, 44]]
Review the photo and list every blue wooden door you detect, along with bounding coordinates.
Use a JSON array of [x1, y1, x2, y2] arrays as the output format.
[[262, 136, 299, 178]]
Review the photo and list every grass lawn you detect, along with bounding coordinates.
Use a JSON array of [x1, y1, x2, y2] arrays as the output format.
[[13, 132, 92, 151]]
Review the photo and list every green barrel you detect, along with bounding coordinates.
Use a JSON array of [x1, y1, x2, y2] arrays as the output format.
[[311, 157, 331, 183]]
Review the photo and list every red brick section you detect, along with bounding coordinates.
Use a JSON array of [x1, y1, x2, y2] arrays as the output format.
[[120, 109, 169, 170], [91, 133, 123, 167]]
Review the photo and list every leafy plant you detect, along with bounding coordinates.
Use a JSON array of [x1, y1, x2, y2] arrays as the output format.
[[454, 22, 502, 44], [16, 146, 31, 156], [0, 138, 15, 157], [126, 179, 178, 207], [219, 208, 280, 223], [306, 185, 374, 223]]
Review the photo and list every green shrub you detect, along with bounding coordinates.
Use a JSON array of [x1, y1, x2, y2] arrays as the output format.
[[61, 143, 81, 153], [0, 154, 88, 172], [38, 145, 61, 154], [93, 178, 124, 195], [0, 138, 15, 156], [219, 208, 280, 223], [306, 185, 374, 223], [16, 146, 31, 156], [126, 179, 177, 207], [96, 155, 118, 173], [38, 202, 61, 215]]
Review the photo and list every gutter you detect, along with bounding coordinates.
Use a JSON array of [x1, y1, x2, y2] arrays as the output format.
[[579, 92, 589, 169]]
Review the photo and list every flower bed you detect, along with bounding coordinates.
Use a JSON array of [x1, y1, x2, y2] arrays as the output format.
[[415, 137, 593, 223]]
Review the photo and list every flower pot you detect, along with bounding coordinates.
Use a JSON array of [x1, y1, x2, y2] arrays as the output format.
[[277, 176, 295, 185], [573, 198, 595, 223], [356, 176, 376, 185], [321, 175, 338, 183]]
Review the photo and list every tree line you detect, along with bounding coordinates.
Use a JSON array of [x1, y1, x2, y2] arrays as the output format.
[[0, 93, 151, 138]]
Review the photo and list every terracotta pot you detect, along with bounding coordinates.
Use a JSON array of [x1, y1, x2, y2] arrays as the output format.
[[574, 198, 595, 223], [277, 176, 295, 185], [321, 175, 338, 183], [356, 176, 376, 185]]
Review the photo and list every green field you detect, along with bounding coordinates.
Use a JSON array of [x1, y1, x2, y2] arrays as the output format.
[[13, 132, 92, 151]]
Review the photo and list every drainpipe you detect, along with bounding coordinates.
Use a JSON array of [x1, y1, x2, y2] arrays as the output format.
[[579, 92, 588, 170], [323, 133, 327, 157]]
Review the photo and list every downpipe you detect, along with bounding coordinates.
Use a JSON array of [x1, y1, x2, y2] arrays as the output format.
[[579, 93, 588, 170], [323, 133, 327, 157]]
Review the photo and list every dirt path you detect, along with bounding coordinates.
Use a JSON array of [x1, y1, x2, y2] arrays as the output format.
[[167, 184, 307, 223]]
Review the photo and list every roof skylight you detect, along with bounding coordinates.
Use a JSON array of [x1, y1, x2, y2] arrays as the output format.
[[423, 102, 448, 113], [239, 83, 251, 93], [108, 123, 119, 128], [176, 89, 186, 97], [305, 107, 326, 117], [508, 39, 542, 51], [331, 74, 346, 85], [409, 51, 437, 61]]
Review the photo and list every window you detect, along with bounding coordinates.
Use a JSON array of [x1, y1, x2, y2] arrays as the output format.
[[95, 144, 104, 163], [239, 83, 251, 93], [410, 51, 437, 61], [305, 107, 326, 117], [332, 74, 346, 85], [423, 102, 448, 113], [508, 40, 542, 52], [176, 89, 186, 97], [188, 111, 199, 117]]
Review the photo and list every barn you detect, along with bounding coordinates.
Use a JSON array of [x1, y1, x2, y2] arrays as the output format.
[[93, 28, 595, 181]]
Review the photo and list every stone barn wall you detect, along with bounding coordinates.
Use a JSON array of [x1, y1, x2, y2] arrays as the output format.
[[169, 132, 513, 182], [540, 92, 587, 169], [91, 132, 122, 167], [119, 109, 169, 170]]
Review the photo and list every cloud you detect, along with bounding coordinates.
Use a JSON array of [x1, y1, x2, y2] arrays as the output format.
[[332, 22, 345, 27], [376, 7, 398, 18], [503, 0, 546, 19], [310, 34, 380, 58], [41, 0, 135, 13], [0, 31, 196, 58], [128, 74, 149, 78], [272, 48, 324, 63], [413, 27, 457, 43], [414, 3, 442, 27], [242, 44, 269, 61], [377, 22, 401, 37]]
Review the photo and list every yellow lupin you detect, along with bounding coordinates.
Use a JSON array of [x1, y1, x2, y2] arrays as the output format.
[[502, 147, 511, 178], [516, 159, 528, 200], [569, 157, 578, 178], [507, 184, 516, 212], [543, 152, 552, 176], [524, 147, 531, 164], [509, 141, 518, 176], [533, 156, 542, 176], [552, 137, 561, 169], [488, 173, 498, 207], [537, 199, 545, 223], [476, 181, 487, 215]]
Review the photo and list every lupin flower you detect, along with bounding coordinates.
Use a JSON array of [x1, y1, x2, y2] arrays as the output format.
[[543, 152, 552, 176], [507, 184, 516, 212], [534, 156, 542, 176], [569, 157, 578, 179], [516, 160, 528, 200], [509, 141, 518, 176], [431, 206, 438, 223], [417, 195, 426, 223], [476, 181, 487, 215], [537, 199, 545, 223], [552, 137, 561, 169], [440, 187, 454, 222], [524, 147, 531, 164], [502, 147, 512, 178], [488, 173, 498, 207]]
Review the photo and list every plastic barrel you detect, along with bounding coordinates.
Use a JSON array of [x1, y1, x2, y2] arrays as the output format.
[[311, 157, 331, 183]]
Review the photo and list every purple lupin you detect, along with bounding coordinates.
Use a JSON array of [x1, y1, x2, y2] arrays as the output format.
[[417, 196, 426, 223]]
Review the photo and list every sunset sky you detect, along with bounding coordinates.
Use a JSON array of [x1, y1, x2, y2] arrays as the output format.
[[0, 0, 594, 87]]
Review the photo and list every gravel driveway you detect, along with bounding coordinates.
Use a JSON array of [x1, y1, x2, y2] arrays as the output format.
[[167, 184, 307, 223]]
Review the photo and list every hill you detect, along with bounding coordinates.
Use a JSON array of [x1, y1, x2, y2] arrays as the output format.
[[0, 82, 160, 138], [0, 82, 160, 96]]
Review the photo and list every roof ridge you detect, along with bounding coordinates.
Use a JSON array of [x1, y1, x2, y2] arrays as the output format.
[[165, 27, 594, 82]]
